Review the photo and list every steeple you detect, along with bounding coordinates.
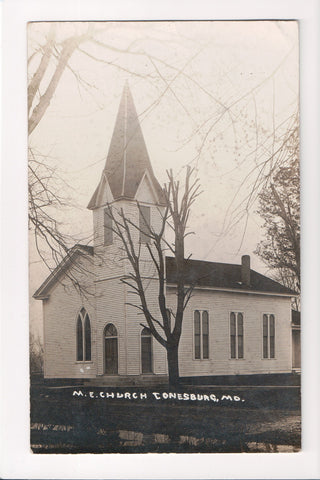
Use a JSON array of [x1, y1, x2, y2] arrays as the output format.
[[88, 84, 165, 209]]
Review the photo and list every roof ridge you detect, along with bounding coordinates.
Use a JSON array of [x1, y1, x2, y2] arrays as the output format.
[[165, 256, 297, 295], [165, 255, 240, 268]]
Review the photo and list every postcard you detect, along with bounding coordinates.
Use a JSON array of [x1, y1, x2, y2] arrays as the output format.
[[28, 20, 301, 454]]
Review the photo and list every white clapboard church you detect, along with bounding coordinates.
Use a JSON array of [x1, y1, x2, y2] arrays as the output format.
[[34, 85, 299, 383]]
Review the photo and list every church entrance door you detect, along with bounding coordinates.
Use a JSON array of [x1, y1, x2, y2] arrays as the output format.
[[104, 324, 118, 375]]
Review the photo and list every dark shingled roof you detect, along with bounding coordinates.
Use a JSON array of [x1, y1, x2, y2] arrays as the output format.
[[88, 84, 165, 209], [165, 256, 296, 295]]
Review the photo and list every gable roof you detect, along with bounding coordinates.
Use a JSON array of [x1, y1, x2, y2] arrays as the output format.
[[88, 83, 165, 209], [33, 244, 94, 300], [34, 247, 296, 300], [165, 256, 296, 296]]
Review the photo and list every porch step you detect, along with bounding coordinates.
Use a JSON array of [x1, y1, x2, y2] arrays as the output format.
[[83, 375, 169, 387]]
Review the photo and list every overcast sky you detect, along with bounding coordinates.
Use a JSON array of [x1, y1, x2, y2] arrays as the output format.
[[28, 20, 299, 337]]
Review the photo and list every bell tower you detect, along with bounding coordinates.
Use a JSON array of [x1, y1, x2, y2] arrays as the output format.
[[87, 84, 167, 377], [88, 82, 165, 251]]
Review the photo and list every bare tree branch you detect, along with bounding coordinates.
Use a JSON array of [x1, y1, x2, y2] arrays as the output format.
[[103, 168, 200, 384]]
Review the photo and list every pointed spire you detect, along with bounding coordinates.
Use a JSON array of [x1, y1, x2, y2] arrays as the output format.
[[102, 83, 163, 200], [88, 84, 165, 209]]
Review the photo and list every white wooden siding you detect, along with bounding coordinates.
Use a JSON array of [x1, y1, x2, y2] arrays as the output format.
[[42, 185, 293, 380], [166, 287, 292, 376], [125, 278, 167, 375], [42, 256, 97, 378]]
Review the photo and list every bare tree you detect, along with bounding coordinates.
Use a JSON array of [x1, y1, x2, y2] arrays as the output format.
[[105, 167, 200, 385], [255, 121, 300, 307], [28, 22, 299, 336], [28, 24, 96, 135], [27, 23, 181, 274], [28, 24, 94, 282], [28, 23, 298, 271], [28, 24, 137, 288]]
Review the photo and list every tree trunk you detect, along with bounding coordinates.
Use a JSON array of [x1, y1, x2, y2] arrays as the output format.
[[167, 344, 180, 386]]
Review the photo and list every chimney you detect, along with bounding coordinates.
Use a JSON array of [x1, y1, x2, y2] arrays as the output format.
[[241, 255, 251, 287]]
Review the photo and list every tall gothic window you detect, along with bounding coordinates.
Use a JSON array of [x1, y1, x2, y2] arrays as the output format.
[[76, 308, 91, 361], [84, 314, 91, 361], [230, 312, 244, 359], [76, 316, 83, 361]]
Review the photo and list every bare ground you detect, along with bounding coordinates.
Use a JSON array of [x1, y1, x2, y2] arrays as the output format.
[[30, 385, 301, 453]]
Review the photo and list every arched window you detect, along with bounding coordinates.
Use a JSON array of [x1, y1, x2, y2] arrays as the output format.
[[76, 308, 91, 362], [104, 323, 118, 374], [105, 323, 117, 337], [141, 327, 152, 374], [76, 316, 83, 361], [84, 314, 91, 361]]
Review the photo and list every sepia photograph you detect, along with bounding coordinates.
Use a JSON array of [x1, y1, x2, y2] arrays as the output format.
[[28, 20, 300, 454]]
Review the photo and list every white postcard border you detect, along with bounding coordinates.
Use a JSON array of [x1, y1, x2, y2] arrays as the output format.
[[1, 0, 319, 478]]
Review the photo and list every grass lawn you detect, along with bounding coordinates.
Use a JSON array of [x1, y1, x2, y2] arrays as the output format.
[[30, 384, 301, 453]]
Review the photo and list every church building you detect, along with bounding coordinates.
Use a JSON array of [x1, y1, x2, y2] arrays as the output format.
[[33, 85, 298, 384]]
